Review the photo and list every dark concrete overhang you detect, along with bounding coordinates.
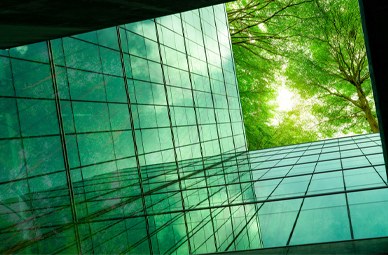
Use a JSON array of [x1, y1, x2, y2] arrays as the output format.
[[358, 0, 388, 180], [0, 0, 232, 49]]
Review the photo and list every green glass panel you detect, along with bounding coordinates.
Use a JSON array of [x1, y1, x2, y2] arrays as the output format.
[[159, 128, 173, 150], [258, 199, 302, 248], [24, 136, 65, 176], [287, 163, 316, 176], [145, 39, 160, 62], [100, 47, 122, 76], [319, 152, 340, 161], [269, 175, 310, 199], [342, 156, 371, 169], [127, 31, 147, 58], [97, 27, 119, 50], [29, 171, 67, 192], [135, 130, 144, 154], [63, 37, 102, 73], [366, 153, 385, 165], [10, 41, 49, 63], [155, 106, 170, 127], [51, 38, 65, 66], [105, 76, 127, 103], [151, 83, 167, 105], [55, 67, 70, 99], [72, 101, 110, 132], [60, 101, 75, 133], [297, 155, 319, 164], [344, 167, 385, 190], [112, 131, 135, 159], [77, 132, 115, 166], [130, 56, 150, 81], [315, 159, 342, 173], [254, 179, 281, 200], [348, 189, 388, 239], [134, 80, 153, 104], [0, 98, 20, 138], [341, 149, 363, 158], [290, 194, 351, 245], [149, 61, 163, 84], [108, 103, 131, 130], [141, 129, 160, 153], [72, 31, 98, 44], [123, 54, 133, 78], [18, 99, 59, 136], [307, 171, 344, 195], [125, 22, 144, 35], [262, 166, 292, 179], [0, 139, 25, 182], [137, 105, 157, 128], [12, 59, 54, 98], [0, 56, 14, 96], [142, 20, 157, 41], [66, 135, 80, 169], [67, 69, 106, 101]]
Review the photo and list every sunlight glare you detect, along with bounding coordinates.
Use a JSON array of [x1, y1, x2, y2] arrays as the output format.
[[276, 87, 294, 111]]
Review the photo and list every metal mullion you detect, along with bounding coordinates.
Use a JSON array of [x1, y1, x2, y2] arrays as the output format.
[[222, 4, 248, 151], [352, 136, 388, 186], [180, 11, 219, 252], [51, 64, 123, 79], [197, 8, 237, 251], [47, 40, 81, 254], [285, 144, 328, 245], [3, 147, 244, 253], [126, 211, 187, 254], [78, 217, 131, 254], [211, 5, 254, 247], [0, 94, 57, 101], [84, 187, 388, 220], [154, 20, 192, 254], [59, 97, 128, 105], [225, 152, 295, 251], [339, 141, 355, 240], [96, 30, 133, 251], [115, 26, 153, 254], [59, 36, 95, 254]]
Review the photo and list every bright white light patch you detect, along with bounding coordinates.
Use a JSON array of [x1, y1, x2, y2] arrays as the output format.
[[270, 86, 295, 126], [276, 87, 294, 111], [258, 23, 267, 32]]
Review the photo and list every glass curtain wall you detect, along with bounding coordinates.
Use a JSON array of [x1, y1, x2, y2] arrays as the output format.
[[1, 2, 388, 255], [0, 4, 252, 254]]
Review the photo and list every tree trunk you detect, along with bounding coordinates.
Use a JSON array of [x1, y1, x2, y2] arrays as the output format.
[[356, 84, 379, 133]]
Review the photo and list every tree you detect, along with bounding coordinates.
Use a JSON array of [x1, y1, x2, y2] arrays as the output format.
[[227, 0, 318, 149], [227, 0, 315, 58], [284, 0, 378, 136]]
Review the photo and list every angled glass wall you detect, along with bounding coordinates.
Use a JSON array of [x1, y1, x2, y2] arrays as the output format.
[[1, 2, 388, 255], [0, 4, 252, 254], [248, 132, 387, 247]]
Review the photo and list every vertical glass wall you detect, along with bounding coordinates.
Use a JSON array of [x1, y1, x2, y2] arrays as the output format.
[[1, 2, 388, 255], [0, 4, 254, 254]]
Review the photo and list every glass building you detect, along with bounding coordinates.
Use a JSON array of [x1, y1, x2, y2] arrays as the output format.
[[1, 3, 387, 254]]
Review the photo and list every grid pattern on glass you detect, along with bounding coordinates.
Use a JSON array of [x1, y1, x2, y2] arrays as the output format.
[[0, 4, 253, 254], [1, 3, 387, 255]]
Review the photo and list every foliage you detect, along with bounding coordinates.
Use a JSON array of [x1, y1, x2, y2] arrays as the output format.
[[227, 0, 318, 150], [227, 0, 377, 150], [284, 0, 378, 136]]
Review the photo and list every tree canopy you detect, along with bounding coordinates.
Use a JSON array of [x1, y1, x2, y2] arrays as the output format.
[[226, 0, 377, 150]]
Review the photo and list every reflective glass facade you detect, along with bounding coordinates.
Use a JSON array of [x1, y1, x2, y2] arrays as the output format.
[[0, 3, 387, 255]]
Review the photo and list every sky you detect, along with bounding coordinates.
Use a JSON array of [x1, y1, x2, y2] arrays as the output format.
[[270, 85, 294, 126], [276, 86, 294, 111]]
